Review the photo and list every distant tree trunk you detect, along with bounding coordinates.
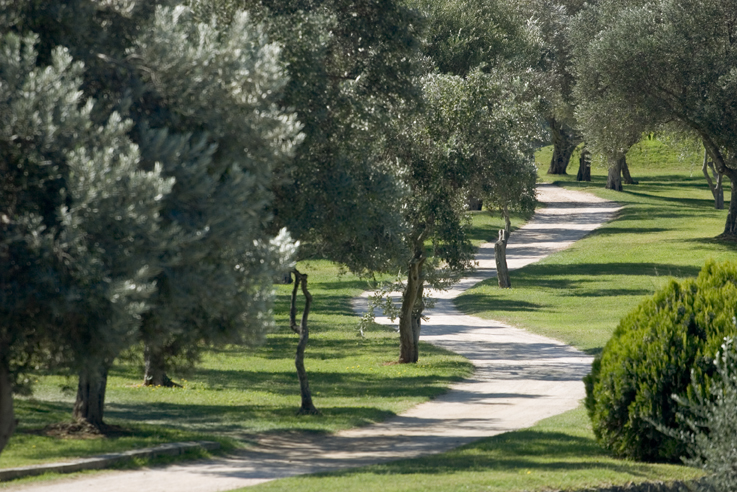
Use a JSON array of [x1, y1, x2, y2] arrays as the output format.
[[291, 269, 319, 415], [467, 197, 483, 210], [547, 117, 581, 175], [0, 363, 17, 455], [73, 363, 109, 428], [702, 149, 725, 209], [606, 155, 624, 191], [410, 273, 425, 363], [621, 156, 637, 184], [143, 345, 181, 388], [399, 252, 425, 364], [576, 147, 592, 182], [495, 207, 512, 288], [724, 173, 737, 236]]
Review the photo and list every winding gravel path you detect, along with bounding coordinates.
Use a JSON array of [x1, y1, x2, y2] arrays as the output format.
[[10, 184, 619, 492]]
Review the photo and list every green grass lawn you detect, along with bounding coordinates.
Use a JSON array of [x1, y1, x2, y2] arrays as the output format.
[[1, 260, 471, 469], [242, 407, 702, 492], [238, 139, 723, 492], [460, 142, 735, 355]]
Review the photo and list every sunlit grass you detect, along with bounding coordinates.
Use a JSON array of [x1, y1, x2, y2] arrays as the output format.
[[2, 260, 472, 469], [463, 151, 735, 355], [243, 406, 702, 492]]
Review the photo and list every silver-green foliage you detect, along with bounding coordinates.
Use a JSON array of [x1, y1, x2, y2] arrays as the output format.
[[676, 338, 737, 492], [0, 33, 172, 384], [132, 6, 301, 366]]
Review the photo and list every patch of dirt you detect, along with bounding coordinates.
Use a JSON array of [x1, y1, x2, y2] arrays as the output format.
[[24, 422, 132, 439]]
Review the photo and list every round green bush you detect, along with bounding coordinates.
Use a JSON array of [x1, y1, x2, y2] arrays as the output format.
[[584, 260, 737, 462]]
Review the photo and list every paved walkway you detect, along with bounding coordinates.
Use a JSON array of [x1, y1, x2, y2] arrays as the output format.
[[10, 184, 619, 492]]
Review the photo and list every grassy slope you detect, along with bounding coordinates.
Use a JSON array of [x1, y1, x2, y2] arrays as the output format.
[[2, 260, 471, 469]]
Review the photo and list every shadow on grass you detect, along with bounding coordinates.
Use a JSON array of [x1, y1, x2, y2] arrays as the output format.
[[320, 430, 653, 478], [103, 402, 397, 435], [454, 295, 544, 315], [131, 366, 466, 399], [518, 262, 701, 280]]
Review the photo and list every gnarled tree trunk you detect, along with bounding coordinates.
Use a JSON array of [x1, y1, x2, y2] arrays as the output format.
[[0, 363, 17, 455], [724, 172, 737, 236], [495, 207, 512, 288], [576, 147, 591, 182], [399, 253, 425, 364], [143, 345, 181, 388], [547, 117, 581, 175], [73, 363, 109, 428], [606, 155, 624, 191], [702, 149, 725, 210], [291, 269, 319, 415], [621, 156, 637, 185]]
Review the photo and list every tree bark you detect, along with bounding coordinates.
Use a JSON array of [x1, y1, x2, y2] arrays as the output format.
[[291, 269, 319, 415], [724, 173, 737, 236], [410, 274, 424, 363], [702, 149, 725, 209], [621, 156, 637, 184], [606, 156, 623, 191], [399, 253, 425, 364], [495, 207, 512, 288], [576, 147, 592, 182], [547, 117, 581, 175], [699, 133, 737, 235], [143, 345, 181, 388], [73, 363, 109, 428], [0, 363, 17, 455], [467, 197, 483, 211]]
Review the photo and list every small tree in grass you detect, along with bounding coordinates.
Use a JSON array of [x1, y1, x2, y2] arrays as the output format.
[[133, 6, 301, 388], [188, 0, 418, 412], [385, 70, 539, 363]]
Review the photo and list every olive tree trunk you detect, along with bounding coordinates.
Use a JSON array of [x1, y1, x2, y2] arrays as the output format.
[[702, 149, 725, 209], [547, 118, 581, 175], [73, 363, 109, 428], [701, 135, 737, 235], [606, 155, 624, 191], [0, 363, 17, 455], [724, 173, 737, 236], [495, 208, 512, 288], [291, 269, 319, 415], [398, 254, 425, 364], [621, 156, 637, 185], [576, 147, 592, 182], [143, 345, 181, 388]]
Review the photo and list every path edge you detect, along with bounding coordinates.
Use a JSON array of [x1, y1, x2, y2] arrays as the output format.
[[0, 440, 220, 482]]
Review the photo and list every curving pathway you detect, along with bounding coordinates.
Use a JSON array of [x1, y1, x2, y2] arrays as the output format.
[[10, 184, 619, 492]]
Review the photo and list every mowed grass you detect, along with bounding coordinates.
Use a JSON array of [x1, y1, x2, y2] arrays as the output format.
[[2, 260, 472, 469], [457, 140, 735, 355], [242, 407, 702, 492], [241, 139, 722, 492]]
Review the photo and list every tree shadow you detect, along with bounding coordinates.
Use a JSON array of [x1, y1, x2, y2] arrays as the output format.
[[318, 429, 657, 478]]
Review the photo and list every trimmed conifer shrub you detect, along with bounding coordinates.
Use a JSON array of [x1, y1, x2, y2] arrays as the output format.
[[584, 260, 737, 462]]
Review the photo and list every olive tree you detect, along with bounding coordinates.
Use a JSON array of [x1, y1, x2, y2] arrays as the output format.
[[0, 33, 173, 443], [1, 0, 300, 425], [386, 70, 539, 362], [570, 0, 737, 217], [188, 0, 418, 413]]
